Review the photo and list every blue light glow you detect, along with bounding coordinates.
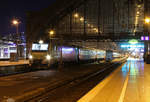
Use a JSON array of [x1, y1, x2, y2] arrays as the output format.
[[62, 48, 74, 52], [121, 44, 144, 48]]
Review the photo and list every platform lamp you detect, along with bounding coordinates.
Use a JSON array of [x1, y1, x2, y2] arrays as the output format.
[[48, 29, 55, 56], [49, 29, 55, 45], [12, 18, 20, 61], [145, 17, 150, 54], [49, 29, 62, 68]]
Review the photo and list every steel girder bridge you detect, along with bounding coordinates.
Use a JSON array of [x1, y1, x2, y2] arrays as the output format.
[[26, 0, 146, 51]]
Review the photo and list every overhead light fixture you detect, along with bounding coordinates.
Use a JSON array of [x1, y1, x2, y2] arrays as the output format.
[[74, 13, 79, 18], [145, 18, 150, 23], [39, 40, 43, 44], [49, 30, 55, 35], [138, 5, 141, 8], [80, 17, 84, 21]]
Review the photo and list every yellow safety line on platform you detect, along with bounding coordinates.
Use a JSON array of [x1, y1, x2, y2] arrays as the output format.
[[78, 63, 126, 102]]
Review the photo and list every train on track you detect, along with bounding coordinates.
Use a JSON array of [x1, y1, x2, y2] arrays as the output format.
[[29, 43, 122, 68]]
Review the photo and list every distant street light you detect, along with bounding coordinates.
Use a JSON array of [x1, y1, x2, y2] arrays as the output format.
[[144, 17, 150, 55], [12, 19, 19, 34], [49, 30, 55, 56], [80, 17, 84, 22], [12, 19, 20, 61], [13, 20, 19, 25], [137, 11, 140, 14], [49, 30, 55, 36], [39, 40, 43, 44], [145, 18, 150, 24], [138, 5, 141, 8], [74, 13, 79, 18]]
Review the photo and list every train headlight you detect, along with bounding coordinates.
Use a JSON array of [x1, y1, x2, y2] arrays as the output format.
[[29, 55, 33, 59], [46, 55, 51, 60]]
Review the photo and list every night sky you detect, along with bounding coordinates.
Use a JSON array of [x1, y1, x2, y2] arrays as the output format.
[[0, 0, 55, 36]]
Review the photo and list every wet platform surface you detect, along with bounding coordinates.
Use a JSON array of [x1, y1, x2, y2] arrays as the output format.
[[78, 59, 150, 102]]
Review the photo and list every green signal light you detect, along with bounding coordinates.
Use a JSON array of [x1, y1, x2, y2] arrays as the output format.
[[128, 39, 138, 44]]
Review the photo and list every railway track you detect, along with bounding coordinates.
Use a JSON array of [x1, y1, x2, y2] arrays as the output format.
[[26, 60, 126, 102]]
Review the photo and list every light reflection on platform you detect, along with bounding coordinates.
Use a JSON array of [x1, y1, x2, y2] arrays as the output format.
[[127, 57, 143, 61], [121, 62, 130, 77], [78, 57, 149, 102]]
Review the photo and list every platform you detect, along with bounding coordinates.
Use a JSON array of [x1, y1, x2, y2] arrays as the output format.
[[78, 59, 149, 102], [0, 60, 29, 67]]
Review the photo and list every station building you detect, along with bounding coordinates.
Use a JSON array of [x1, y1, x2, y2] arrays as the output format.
[[0, 33, 26, 60]]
